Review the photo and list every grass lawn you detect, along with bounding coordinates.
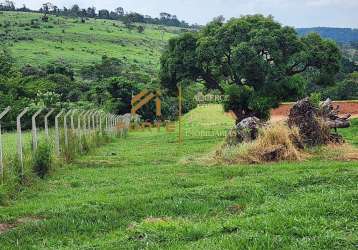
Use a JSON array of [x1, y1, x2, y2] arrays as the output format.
[[0, 105, 357, 249]]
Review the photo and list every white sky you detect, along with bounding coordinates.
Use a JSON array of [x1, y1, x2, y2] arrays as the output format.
[[11, 0, 358, 28]]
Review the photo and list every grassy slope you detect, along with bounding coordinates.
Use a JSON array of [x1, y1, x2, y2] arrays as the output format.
[[0, 105, 357, 249], [0, 11, 178, 73]]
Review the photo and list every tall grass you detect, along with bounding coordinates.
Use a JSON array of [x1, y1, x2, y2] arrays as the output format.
[[0, 127, 119, 205]]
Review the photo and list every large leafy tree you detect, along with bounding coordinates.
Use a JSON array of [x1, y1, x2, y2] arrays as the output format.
[[160, 15, 341, 121]]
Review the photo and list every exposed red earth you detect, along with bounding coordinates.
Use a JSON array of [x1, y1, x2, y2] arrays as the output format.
[[271, 101, 358, 120]]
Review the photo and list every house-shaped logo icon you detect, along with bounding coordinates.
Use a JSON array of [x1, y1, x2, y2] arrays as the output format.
[[131, 90, 161, 117]]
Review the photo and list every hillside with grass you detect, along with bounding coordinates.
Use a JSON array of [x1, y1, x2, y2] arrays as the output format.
[[0, 11, 178, 73], [0, 11, 188, 126]]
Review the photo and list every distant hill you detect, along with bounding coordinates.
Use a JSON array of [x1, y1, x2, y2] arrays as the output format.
[[0, 11, 179, 74], [296, 27, 358, 44], [1, 11, 357, 73]]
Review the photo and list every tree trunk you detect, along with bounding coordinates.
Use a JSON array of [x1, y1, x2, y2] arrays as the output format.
[[200, 72, 224, 92]]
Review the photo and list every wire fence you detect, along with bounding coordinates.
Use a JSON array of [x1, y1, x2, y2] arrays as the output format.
[[0, 106, 130, 185]]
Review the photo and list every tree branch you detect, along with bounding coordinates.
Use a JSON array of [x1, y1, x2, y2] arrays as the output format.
[[287, 63, 309, 76], [200, 71, 224, 92]]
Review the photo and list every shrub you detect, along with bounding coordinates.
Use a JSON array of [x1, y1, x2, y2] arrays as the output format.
[[42, 15, 49, 22], [309, 92, 321, 108], [33, 141, 52, 178], [0, 185, 10, 205], [137, 25, 145, 33]]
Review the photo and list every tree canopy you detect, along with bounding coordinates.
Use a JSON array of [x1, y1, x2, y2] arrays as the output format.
[[160, 15, 341, 121]]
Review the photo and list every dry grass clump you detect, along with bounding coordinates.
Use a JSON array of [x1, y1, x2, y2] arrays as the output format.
[[244, 123, 303, 163], [203, 123, 307, 165]]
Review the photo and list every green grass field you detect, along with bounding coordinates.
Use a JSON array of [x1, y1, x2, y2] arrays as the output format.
[[0, 105, 357, 249], [0, 11, 178, 73]]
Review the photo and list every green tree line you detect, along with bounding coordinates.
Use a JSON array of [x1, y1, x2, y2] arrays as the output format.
[[0, 1, 197, 29]]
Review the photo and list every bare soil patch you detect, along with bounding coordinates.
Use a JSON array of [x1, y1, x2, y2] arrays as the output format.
[[0, 216, 44, 235], [0, 224, 15, 234], [271, 101, 358, 118]]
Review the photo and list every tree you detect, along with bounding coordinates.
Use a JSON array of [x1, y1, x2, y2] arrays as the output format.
[[80, 55, 123, 80], [0, 48, 14, 76], [18, 4, 30, 12], [41, 2, 53, 22], [160, 12, 171, 20], [323, 72, 358, 100], [102, 77, 139, 114], [123, 14, 134, 29], [98, 9, 110, 19], [70, 4, 80, 16], [115, 7, 124, 16], [160, 15, 341, 121], [87, 7, 96, 18], [52, 5, 58, 15], [80, 9, 87, 22], [0, 0, 15, 11], [46, 59, 75, 80], [137, 25, 145, 33], [109, 11, 119, 20]]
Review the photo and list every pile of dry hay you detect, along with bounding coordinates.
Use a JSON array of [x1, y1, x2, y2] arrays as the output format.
[[212, 123, 305, 164]]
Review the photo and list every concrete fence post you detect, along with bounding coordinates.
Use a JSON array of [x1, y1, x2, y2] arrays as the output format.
[[44, 108, 55, 139], [105, 114, 109, 133], [84, 110, 91, 134], [64, 110, 73, 147], [96, 111, 101, 131], [115, 116, 119, 136], [0, 106, 11, 184], [110, 115, 114, 134], [98, 111, 102, 132], [91, 111, 96, 131], [77, 110, 86, 152], [17, 107, 29, 178], [77, 111, 86, 137], [87, 111, 93, 133], [55, 110, 65, 156], [70, 109, 77, 132], [32, 108, 44, 151], [114, 115, 117, 133], [119, 116, 124, 137]]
